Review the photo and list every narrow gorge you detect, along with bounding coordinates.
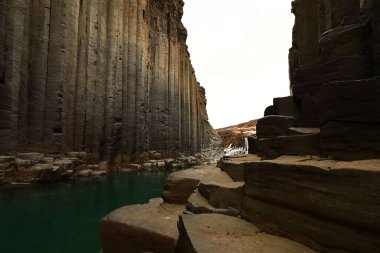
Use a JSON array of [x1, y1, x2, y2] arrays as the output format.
[[0, 0, 218, 168]]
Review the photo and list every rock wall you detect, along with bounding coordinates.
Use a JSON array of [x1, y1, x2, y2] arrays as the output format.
[[271, 0, 380, 160], [0, 0, 218, 164]]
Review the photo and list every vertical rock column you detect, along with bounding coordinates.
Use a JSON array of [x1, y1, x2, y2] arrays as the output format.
[[28, 0, 51, 152], [0, 0, 219, 161], [44, 0, 80, 154], [0, 1, 29, 154], [92, 0, 108, 160]]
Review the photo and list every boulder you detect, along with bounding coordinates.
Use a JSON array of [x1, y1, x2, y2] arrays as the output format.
[[78, 169, 93, 177], [176, 213, 317, 253], [53, 159, 74, 171], [143, 162, 152, 170], [162, 167, 232, 204], [92, 170, 107, 176], [17, 153, 44, 161], [100, 199, 185, 253]]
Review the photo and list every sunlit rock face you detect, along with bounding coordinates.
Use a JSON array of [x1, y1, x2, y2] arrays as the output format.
[[0, 0, 219, 164]]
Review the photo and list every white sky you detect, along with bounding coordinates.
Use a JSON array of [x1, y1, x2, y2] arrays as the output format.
[[182, 0, 295, 129]]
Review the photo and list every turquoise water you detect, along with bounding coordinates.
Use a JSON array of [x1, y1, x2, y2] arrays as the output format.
[[0, 171, 169, 253]]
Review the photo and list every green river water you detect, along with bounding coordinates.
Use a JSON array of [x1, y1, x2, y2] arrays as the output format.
[[0, 171, 169, 253]]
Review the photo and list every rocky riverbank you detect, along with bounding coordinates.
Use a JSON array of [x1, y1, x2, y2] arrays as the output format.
[[0, 147, 222, 185], [99, 158, 322, 253], [99, 152, 380, 253]]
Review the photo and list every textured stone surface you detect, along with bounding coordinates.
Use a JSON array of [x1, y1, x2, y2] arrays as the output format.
[[256, 116, 295, 139], [321, 121, 380, 160], [162, 167, 232, 204], [100, 198, 185, 253], [256, 134, 320, 158], [176, 213, 318, 253], [240, 155, 380, 253], [218, 155, 261, 181], [0, 0, 218, 164], [273, 96, 295, 117], [198, 181, 244, 212], [318, 78, 380, 124]]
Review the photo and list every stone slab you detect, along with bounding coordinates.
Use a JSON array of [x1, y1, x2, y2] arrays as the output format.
[[256, 134, 320, 158], [240, 155, 380, 253], [162, 167, 232, 204], [100, 199, 185, 253], [176, 213, 318, 253]]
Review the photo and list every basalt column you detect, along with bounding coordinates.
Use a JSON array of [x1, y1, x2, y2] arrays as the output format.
[[0, 0, 218, 163]]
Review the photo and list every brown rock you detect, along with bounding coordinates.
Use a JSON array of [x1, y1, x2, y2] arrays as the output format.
[[241, 155, 380, 253], [256, 134, 320, 158], [321, 121, 380, 160], [162, 167, 232, 204], [198, 181, 244, 212], [273, 96, 295, 117], [318, 78, 380, 124], [256, 116, 295, 139], [176, 213, 317, 253], [219, 154, 262, 181], [99, 199, 185, 253]]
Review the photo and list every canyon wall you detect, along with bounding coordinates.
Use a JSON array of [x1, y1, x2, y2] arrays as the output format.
[[285, 0, 380, 160], [0, 0, 218, 164]]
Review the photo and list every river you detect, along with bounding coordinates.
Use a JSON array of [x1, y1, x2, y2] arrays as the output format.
[[0, 171, 169, 253]]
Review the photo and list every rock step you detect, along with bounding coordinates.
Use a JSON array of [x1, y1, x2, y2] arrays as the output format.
[[100, 198, 185, 253], [222, 155, 380, 253], [162, 166, 233, 204], [256, 133, 320, 158], [186, 191, 239, 217], [219, 154, 262, 181], [256, 115, 295, 139], [176, 213, 318, 253], [198, 181, 244, 212]]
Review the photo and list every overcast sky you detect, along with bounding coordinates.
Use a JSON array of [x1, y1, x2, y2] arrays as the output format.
[[182, 0, 295, 129]]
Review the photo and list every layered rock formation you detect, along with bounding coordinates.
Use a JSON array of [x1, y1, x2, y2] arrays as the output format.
[[257, 0, 380, 161], [238, 1, 380, 252], [0, 0, 218, 166]]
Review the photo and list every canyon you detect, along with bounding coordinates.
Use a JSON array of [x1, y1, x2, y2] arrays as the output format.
[[1, 0, 380, 253], [100, 0, 380, 253], [0, 0, 219, 168]]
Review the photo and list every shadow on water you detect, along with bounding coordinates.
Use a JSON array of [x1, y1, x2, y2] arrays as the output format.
[[0, 171, 170, 253]]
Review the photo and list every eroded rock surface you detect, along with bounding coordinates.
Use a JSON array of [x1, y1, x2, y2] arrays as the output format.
[[177, 213, 318, 253], [219, 155, 380, 253], [100, 198, 185, 253], [162, 166, 232, 204], [0, 0, 219, 165]]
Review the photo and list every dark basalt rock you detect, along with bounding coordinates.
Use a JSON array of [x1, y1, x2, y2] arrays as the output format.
[[0, 0, 219, 165]]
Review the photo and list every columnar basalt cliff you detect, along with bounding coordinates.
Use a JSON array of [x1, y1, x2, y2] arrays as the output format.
[[0, 0, 218, 165], [263, 0, 380, 160]]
